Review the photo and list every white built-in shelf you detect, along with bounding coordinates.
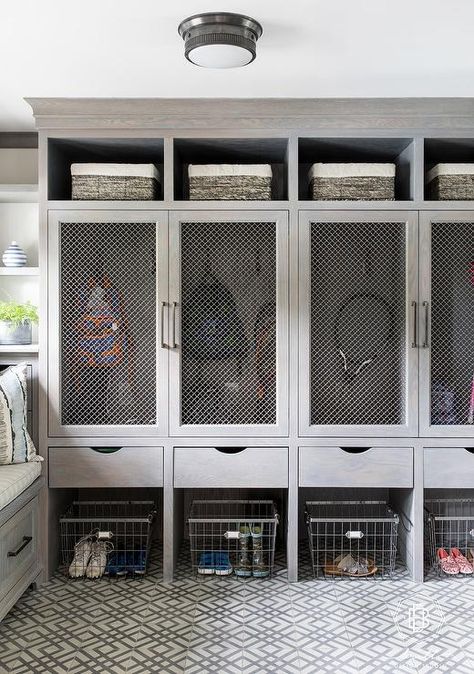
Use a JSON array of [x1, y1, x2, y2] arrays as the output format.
[[0, 267, 39, 276], [0, 344, 39, 354], [0, 184, 39, 203]]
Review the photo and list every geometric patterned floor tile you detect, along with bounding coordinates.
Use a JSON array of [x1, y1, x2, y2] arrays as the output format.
[[3, 544, 474, 673]]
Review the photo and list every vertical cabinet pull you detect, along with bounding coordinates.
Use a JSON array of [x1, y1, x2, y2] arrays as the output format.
[[411, 301, 418, 348], [171, 301, 178, 349], [160, 301, 167, 349], [422, 301, 430, 348]]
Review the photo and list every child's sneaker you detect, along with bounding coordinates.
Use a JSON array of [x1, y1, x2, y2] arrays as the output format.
[[86, 541, 114, 579], [214, 551, 233, 576], [198, 551, 216, 574], [69, 536, 93, 578]]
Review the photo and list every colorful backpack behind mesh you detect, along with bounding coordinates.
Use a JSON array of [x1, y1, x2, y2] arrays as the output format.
[[76, 277, 127, 368]]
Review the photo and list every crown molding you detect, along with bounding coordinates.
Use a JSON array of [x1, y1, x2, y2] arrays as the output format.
[[25, 97, 474, 132]]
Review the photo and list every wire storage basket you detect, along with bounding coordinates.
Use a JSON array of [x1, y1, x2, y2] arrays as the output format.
[[188, 500, 279, 578], [60, 501, 156, 579], [425, 499, 474, 576], [306, 500, 399, 579]]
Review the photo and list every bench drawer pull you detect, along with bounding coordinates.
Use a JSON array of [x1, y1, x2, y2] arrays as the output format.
[[8, 536, 33, 557]]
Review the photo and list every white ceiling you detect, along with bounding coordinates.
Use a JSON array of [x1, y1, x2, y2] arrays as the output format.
[[2, 0, 474, 130]]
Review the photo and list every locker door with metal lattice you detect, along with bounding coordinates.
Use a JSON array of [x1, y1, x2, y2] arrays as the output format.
[[48, 211, 168, 436], [169, 211, 288, 436], [420, 212, 474, 436], [299, 211, 418, 437]]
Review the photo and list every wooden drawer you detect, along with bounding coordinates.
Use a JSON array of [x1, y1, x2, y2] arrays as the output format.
[[174, 447, 288, 488], [299, 446, 413, 488], [424, 447, 474, 488], [49, 446, 163, 488], [0, 497, 38, 599]]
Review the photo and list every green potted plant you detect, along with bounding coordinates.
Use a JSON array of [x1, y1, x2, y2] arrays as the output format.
[[0, 301, 38, 345]]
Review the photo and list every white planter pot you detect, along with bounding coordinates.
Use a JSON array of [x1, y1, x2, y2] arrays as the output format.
[[0, 320, 32, 345]]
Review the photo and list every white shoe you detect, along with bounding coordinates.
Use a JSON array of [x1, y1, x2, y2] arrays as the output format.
[[69, 537, 93, 578], [86, 541, 114, 579]]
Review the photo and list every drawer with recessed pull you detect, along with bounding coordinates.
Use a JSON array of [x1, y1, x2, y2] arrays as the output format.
[[49, 446, 163, 488], [299, 446, 413, 488], [174, 447, 288, 488], [424, 447, 474, 488]]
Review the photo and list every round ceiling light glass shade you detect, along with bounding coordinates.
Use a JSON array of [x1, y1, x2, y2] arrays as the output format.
[[178, 12, 263, 68]]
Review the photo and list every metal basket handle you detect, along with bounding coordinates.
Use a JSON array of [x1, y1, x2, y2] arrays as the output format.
[[345, 530, 364, 540], [224, 531, 241, 540]]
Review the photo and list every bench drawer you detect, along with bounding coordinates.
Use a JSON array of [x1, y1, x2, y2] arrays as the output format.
[[0, 497, 38, 599], [424, 447, 474, 488], [299, 446, 413, 488], [49, 446, 163, 488], [174, 447, 288, 488]]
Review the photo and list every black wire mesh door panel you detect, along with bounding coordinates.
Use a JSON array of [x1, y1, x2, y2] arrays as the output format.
[[310, 221, 407, 427], [180, 221, 277, 426], [430, 222, 474, 426], [60, 221, 157, 426]]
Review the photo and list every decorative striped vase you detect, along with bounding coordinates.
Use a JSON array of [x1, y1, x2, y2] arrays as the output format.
[[2, 241, 27, 267]]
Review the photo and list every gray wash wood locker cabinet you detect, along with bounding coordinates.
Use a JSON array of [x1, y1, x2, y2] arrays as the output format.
[[25, 97, 474, 584]]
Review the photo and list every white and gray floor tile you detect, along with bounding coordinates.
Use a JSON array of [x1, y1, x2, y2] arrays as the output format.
[[1, 546, 474, 673]]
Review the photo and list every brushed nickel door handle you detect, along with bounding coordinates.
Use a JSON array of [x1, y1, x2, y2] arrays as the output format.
[[411, 301, 418, 348], [172, 301, 178, 349], [422, 301, 430, 348]]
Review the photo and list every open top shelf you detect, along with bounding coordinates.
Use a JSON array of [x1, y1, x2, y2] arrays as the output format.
[[173, 137, 289, 201], [424, 138, 474, 200], [298, 137, 415, 201], [47, 137, 164, 201]]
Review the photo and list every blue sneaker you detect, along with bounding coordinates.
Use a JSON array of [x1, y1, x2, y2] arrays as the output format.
[[198, 551, 216, 574], [214, 551, 233, 576]]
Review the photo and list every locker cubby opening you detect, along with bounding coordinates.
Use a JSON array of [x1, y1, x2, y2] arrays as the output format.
[[173, 137, 289, 200], [299, 488, 414, 580], [424, 488, 474, 580], [56, 487, 163, 580], [174, 488, 287, 579], [424, 138, 474, 200], [47, 137, 164, 201], [298, 137, 414, 201]]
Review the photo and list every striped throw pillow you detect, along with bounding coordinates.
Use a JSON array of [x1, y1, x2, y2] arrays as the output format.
[[0, 364, 38, 464]]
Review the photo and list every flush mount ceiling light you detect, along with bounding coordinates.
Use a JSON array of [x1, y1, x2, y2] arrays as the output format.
[[178, 12, 263, 68]]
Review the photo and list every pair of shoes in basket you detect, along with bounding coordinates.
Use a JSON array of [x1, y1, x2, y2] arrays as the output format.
[[105, 550, 147, 576], [437, 547, 474, 575], [234, 524, 270, 578], [324, 553, 378, 577], [198, 551, 233, 575], [69, 535, 114, 579]]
